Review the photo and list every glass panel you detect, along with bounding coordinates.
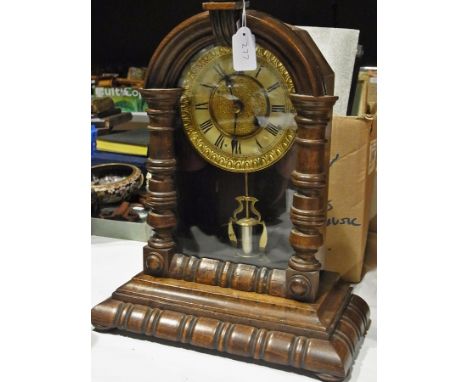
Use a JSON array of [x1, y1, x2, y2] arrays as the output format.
[[175, 44, 297, 268]]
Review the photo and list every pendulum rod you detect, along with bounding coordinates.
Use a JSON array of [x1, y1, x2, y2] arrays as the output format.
[[244, 172, 249, 218]]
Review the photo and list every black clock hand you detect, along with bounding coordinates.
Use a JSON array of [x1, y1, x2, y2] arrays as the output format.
[[225, 74, 234, 96], [228, 76, 238, 134], [233, 112, 238, 135], [231, 98, 240, 154]]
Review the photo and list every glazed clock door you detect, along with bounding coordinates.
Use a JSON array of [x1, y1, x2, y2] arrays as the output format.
[[175, 44, 298, 268]]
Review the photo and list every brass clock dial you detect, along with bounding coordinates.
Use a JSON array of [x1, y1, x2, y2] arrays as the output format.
[[179, 45, 296, 172]]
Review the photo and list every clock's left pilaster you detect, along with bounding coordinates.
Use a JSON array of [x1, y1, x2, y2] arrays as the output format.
[[139, 88, 184, 276]]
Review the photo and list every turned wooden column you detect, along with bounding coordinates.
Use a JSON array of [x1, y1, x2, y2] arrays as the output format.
[[202, 1, 247, 46], [139, 88, 183, 276], [286, 94, 338, 302]]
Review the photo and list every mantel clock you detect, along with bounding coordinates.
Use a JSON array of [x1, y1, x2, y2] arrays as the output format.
[[92, 2, 370, 380]]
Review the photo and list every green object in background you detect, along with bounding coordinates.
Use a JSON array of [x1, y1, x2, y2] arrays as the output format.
[[93, 87, 147, 112]]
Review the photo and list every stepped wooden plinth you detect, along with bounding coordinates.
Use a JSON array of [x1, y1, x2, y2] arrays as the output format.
[[92, 270, 369, 381]]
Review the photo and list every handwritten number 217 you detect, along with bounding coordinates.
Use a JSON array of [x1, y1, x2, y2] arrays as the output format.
[[242, 41, 249, 59]]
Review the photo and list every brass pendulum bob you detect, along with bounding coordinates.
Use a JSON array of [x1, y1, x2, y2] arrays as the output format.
[[228, 173, 268, 255]]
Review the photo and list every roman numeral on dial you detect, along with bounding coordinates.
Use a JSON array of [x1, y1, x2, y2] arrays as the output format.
[[271, 104, 286, 113], [265, 122, 280, 136], [231, 138, 241, 154], [267, 82, 280, 93], [200, 119, 213, 133], [214, 133, 225, 149], [195, 102, 209, 110]]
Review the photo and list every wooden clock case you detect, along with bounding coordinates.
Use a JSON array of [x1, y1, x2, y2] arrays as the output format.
[[91, 2, 370, 381]]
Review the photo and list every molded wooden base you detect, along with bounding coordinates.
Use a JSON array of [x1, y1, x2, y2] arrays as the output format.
[[92, 271, 369, 381]]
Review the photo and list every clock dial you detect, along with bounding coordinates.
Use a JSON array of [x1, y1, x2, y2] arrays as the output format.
[[179, 45, 296, 172]]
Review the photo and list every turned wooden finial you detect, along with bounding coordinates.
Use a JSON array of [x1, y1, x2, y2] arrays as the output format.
[[202, 1, 249, 46], [202, 1, 249, 11]]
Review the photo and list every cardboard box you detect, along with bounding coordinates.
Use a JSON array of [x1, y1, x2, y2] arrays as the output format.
[[318, 115, 377, 282], [351, 67, 377, 116]]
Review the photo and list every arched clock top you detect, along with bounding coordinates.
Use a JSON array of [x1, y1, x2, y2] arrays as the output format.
[[144, 11, 334, 96]]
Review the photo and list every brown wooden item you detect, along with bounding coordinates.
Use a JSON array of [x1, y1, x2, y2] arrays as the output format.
[[92, 111, 133, 130], [92, 75, 144, 88], [92, 2, 370, 380], [91, 96, 115, 114]]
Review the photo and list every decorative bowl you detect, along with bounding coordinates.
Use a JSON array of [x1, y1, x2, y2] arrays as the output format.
[[91, 163, 144, 204]]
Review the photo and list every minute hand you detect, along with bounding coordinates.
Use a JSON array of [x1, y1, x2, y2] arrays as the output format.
[[227, 75, 236, 133], [233, 112, 238, 135], [231, 108, 239, 154], [226, 76, 234, 96]]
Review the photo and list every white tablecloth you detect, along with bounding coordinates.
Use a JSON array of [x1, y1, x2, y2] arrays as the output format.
[[92, 235, 377, 382]]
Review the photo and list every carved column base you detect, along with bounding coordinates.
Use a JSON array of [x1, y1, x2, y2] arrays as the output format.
[[286, 268, 320, 302], [92, 271, 370, 382], [143, 246, 172, 276]]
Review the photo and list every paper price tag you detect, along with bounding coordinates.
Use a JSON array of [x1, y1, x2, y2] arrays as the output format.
[[232, 26, 257, 71]]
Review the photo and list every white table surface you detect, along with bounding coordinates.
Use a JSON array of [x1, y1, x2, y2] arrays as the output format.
[[92, 235, 377, 382]]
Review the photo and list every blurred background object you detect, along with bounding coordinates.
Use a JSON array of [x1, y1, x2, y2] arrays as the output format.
[[92, 0, 376, 76], [351, 67, 377, 115]]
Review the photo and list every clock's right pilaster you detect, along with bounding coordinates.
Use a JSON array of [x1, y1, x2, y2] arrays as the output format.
[[287, 94, 338, 302]]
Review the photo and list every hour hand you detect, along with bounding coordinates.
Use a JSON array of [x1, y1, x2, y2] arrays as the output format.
[[214, 64, 234, 95], [225, 76, 234, 95]]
